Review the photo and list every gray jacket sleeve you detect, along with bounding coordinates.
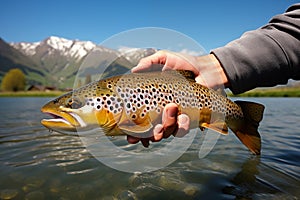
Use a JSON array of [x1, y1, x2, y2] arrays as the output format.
[[211, 4, 300, 94]]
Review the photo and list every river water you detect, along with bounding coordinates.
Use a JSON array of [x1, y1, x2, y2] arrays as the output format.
[[0, 97, 299, 199]]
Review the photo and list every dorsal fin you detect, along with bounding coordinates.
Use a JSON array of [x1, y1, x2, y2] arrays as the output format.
[[215, 88, 227, 97], [176, 70, 196, 80]]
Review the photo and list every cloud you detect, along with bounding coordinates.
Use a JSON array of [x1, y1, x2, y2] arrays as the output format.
[[179, 48, 206, 56]]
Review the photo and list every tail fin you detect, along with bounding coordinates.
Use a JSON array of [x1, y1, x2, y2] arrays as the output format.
[[231, 101, 265, 155]]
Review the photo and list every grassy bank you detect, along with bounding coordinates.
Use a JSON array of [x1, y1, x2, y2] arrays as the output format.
[[228, 87, 300, 97], [0, 91, 64, 97]]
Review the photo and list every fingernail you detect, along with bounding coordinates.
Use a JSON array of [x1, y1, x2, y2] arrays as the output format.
[[178, 114, 190, 132], [153, 125, 163, 141], [178, 114, 188, 125], [153, 124, 163, 134], [131, 66, 138, 72]]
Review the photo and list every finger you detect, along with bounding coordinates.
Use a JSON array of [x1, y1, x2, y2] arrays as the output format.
[[141, 138, 150, 147], [174, 114, 190, 137], [131, 51, 166, 73], [127, 135, 140, 144], [152, 124, 164, 141], [162, 103, 179, 138]]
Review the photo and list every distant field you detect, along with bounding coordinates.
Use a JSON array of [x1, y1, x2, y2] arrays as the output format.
[[228, 87, 300, 97], [0, 91, 64, 97]]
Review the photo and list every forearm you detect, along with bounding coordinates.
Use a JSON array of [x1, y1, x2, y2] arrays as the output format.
[[211, 4, 300, 94]]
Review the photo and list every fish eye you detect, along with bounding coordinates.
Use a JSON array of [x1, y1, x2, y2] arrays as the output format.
[[65, 97, 84, 109]]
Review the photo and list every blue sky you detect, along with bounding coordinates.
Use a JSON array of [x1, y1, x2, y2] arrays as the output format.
[[1, 0, 298, 51]]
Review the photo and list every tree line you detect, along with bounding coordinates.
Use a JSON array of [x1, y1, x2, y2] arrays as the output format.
[[1, 69, 93, 92]]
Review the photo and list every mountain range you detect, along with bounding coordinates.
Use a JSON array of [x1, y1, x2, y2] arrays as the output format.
[[0, 36, 156, 89]]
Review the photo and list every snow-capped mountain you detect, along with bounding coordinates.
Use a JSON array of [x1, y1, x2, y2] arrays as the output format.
[[10, 37, 99, 88], [118, 46, 156, 66], [4, 36, 156, 88], [11, 36, 96, 60]]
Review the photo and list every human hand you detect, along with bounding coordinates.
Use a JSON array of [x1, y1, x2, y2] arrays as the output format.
[[132, 50, 229, 89], [127, 50, 229, 147], [127, 103, 190, 147]]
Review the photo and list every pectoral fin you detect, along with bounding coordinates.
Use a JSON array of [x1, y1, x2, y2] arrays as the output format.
[[118, 118, 153, 134], [200, 121, 228, 135]]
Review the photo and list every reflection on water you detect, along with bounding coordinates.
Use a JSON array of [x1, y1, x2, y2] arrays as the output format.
[[0, 97, 299, 199]]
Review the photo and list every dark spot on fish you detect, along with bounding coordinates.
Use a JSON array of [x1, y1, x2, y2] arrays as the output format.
[[66, 97, 84, 109], [109, 106, 114, 111], [53, 99, 59, 104]]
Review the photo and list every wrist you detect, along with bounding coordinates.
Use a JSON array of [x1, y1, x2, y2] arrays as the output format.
[[195, 54, 230, 88]]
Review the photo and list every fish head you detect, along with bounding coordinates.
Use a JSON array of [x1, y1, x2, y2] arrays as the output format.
[[41, 89, 101, 134], [41, 79, 125, 135]]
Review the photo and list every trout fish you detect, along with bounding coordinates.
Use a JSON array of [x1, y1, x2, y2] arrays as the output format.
[[41, 70, 265, 155]]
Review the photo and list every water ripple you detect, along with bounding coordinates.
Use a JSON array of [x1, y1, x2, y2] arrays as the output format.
[[0, 97, 299, 199]]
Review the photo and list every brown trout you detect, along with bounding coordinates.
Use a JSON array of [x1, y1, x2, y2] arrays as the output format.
[[41, 70, 265, 155]]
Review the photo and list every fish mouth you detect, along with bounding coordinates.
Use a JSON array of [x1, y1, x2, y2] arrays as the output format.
[[41, 107, 80, 133]]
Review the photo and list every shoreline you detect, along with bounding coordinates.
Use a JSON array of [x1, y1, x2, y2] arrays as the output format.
[[228, 87, 300, 97], [0, 91, 64, 97]]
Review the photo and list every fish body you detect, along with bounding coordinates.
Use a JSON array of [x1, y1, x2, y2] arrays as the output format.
[[41, 70, 265, 154]]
